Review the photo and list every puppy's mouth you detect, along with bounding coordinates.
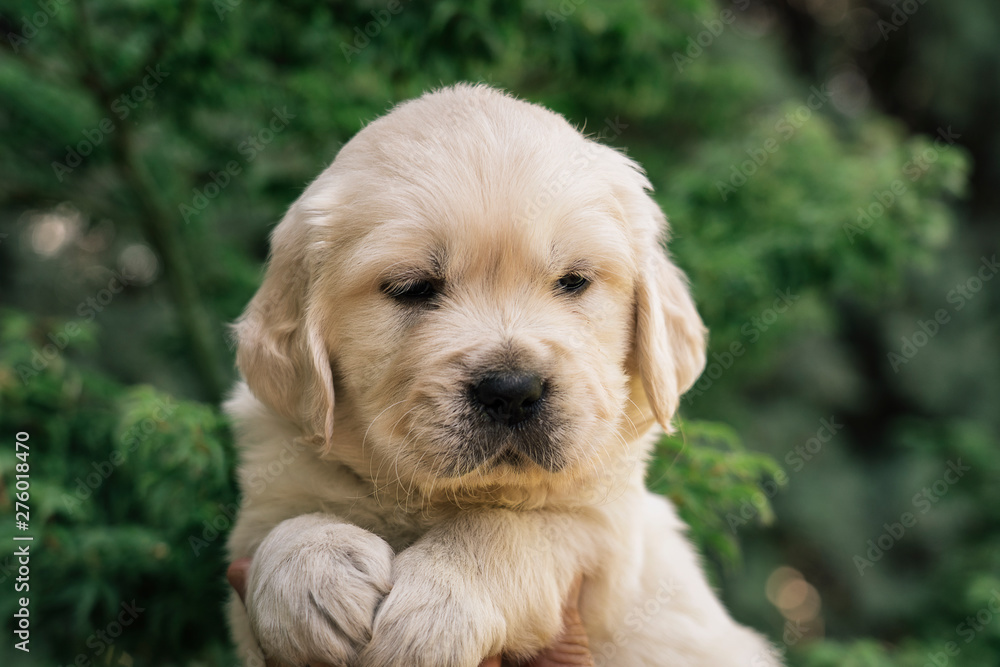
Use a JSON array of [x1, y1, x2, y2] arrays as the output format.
[[492, 448, 528, 468], [429, 395, 568, 478], [422, 416, 566, 478], [486, 440, 563, 472]]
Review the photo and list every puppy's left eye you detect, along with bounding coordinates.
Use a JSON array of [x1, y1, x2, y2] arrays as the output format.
[[381, 279, 438, 303], [556, 273, 590, 294]]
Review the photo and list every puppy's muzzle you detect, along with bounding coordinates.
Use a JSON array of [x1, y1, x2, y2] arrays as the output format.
[[470, 371, 545, 427]]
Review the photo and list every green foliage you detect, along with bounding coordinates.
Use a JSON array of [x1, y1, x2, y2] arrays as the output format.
[[648, 421, 784, 569], [0, 311, 238, 665], [794, 639, 898, 667]]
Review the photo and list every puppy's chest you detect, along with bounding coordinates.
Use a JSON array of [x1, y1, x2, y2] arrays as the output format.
[[332, 501, 437, 552]]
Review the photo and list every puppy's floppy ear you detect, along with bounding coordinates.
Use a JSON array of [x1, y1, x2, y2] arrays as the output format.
[[633, 208, 708, 433], [234, 204, 336, 446]]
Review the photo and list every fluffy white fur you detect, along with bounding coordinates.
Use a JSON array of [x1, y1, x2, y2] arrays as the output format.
[[225, 84, 781, 667]]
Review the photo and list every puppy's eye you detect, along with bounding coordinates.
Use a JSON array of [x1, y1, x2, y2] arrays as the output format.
[[381, 279, 438, 303], [556, 273, 590, 294]]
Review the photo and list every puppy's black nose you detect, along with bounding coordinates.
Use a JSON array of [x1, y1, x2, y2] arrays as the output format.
[[472, 372, 545, 426]]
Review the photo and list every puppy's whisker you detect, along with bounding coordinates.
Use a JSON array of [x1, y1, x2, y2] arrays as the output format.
[[352, 402, 420, 510], [588, 435, 615, 504], [386, 410, 425, 507], [399, 430, 437, 513], [363, 399, 409, 453], [404, 448, 429, 512], [622, 397, 647, 435], [593, 416, 637, 505], [363, 399, 411, 506]]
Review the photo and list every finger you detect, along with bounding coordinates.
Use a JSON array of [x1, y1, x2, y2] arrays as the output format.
[[564, 573, 584, 611], [524, 575, 594, 667], [227, 558, 253, 604]]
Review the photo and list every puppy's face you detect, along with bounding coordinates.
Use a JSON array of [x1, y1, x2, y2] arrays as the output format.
[[331, 184, 636, 487], [236, 86, 706, 498]]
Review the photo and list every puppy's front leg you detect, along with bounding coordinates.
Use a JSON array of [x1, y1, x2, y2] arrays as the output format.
[[242, 512, 394, 666], [360, 509, 596, 667]]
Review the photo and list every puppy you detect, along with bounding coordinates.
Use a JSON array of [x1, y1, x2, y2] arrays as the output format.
[[225, 84, 781, 667]]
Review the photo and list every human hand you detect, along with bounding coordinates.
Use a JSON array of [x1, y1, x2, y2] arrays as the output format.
[[478, 574, 594, 667]]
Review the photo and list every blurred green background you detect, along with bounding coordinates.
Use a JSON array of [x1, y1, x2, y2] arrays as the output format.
[[1, 0, 998, 665]]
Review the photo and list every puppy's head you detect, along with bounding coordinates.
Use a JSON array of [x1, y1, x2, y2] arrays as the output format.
[[235, 85, 706, 496]]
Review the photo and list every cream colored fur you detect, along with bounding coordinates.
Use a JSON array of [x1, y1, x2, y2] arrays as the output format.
[[225, 84, 781, 667]]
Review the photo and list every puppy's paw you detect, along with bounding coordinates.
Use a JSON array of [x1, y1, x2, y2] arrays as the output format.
[[246, 514, 393, 666], [359, 549, 506, 667]]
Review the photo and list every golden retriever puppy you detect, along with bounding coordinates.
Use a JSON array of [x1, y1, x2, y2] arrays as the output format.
[[225, 84, 780, 667]]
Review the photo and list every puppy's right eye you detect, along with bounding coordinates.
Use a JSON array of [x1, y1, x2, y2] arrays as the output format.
[[381, 279, 438, 303]]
